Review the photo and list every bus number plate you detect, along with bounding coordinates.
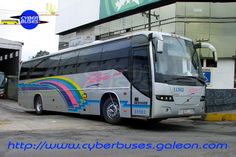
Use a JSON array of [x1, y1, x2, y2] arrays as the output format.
[[134, 109, 146, 115], [178, 109, 194, 115]]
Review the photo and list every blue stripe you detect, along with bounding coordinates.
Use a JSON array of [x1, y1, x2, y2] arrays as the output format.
[[120, 101, 150, 109], [86, 100, 100, 103], [18, 84, 53, 90]]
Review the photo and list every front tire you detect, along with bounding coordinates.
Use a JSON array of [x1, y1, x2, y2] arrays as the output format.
[[35, 96, 43, 115], [102, 97, 121, 124]]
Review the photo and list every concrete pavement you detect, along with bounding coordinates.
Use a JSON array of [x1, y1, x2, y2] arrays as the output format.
[[0, 99, 236, 157]]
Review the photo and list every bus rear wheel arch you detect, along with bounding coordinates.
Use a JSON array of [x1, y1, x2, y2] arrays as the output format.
[[101, 93, 121, 124], [34, 95, 43, 115]]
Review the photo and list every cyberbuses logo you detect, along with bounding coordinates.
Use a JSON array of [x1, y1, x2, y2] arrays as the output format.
[[20, 10, 39, 30], [1, 4, 56, 29]]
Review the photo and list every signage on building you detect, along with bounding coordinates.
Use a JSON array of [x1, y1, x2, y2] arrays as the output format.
[[69, 35, 95, 47], [100, 0, 161, 19], [202, 69, 212, 86]]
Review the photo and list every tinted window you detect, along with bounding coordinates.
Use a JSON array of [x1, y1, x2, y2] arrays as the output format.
[[27, 55, 62, 78], [101, 39, 130, 74], [132, 46, 151, 97], [23, 54, 61, 79], [77, 46, 102, 73], [44, 55, 61, 77], [58, 50, 79, 75], [131, 35, 149, 47], [206, 59, 217, 68], [20, 62, 31, 80], [29, 59, 47, 79]]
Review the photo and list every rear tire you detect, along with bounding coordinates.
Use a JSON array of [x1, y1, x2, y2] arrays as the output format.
[[102, 97, 121, 124], [35, 96, 43, 115]]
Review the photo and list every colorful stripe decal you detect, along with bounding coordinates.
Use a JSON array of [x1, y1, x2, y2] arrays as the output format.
[[18, 76, 150, 112], [19, 76, 86, 111]]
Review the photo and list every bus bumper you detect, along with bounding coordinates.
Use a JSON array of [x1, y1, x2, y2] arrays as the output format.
[[151, 101, 205, 119]]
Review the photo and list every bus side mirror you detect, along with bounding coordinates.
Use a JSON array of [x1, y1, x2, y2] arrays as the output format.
[[194, 42, 217, 62], [156, 40, 163, 53]]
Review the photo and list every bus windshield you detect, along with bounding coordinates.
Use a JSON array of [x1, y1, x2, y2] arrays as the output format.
[[154, 35, 204, 84], [0, 73, 5, 88]]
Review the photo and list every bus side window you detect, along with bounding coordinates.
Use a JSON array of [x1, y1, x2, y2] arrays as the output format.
[[20, 62, 32, 80], [77, 46, 102, 73], [44, 55, 61, 77], [58, 50, 79, 75], [28, 59, 46, 79], [101, 39, 130, 75]]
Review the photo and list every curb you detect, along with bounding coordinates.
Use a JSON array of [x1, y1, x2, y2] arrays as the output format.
[[205, 113, 236, 121]]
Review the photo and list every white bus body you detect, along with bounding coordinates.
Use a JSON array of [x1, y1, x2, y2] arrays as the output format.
[[18, 31, 217, 124]]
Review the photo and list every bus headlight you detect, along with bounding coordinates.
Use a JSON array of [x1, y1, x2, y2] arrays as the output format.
[[156, 95, 174, 102]]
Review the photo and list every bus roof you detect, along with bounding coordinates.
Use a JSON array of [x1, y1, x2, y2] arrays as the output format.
[[23, 31, 192, 63]]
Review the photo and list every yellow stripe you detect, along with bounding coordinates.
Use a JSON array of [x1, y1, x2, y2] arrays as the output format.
[[205, 113, 236, 121]]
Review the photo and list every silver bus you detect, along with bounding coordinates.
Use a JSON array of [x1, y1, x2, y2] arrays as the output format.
[[18, 31, 217, 124]]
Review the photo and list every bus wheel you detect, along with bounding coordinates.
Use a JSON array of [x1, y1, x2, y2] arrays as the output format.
[[35, 96, 43, 115], [102, 97, 121, 124]]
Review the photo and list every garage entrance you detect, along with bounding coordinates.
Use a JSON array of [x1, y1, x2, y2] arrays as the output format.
[[0, 38, 23, 100]]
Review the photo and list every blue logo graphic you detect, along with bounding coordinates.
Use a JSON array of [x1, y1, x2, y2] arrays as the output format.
[[203, 71, 211, 85], [20, 10, 39, 30], [174, 87, 184, 93]]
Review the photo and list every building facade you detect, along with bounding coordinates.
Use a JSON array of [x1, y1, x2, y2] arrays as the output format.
[[56, 1, 236, 90]]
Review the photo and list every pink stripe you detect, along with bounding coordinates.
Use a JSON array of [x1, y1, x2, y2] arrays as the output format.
[[39, 80, 78, 106]]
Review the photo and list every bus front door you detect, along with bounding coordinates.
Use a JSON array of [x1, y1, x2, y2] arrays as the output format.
[[131, 46, 151, 118]]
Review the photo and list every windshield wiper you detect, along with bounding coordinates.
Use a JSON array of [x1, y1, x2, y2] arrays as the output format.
[[164, 76, 191, 83], [164, 76, 205, 85], [186, 76, 206, 84]]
